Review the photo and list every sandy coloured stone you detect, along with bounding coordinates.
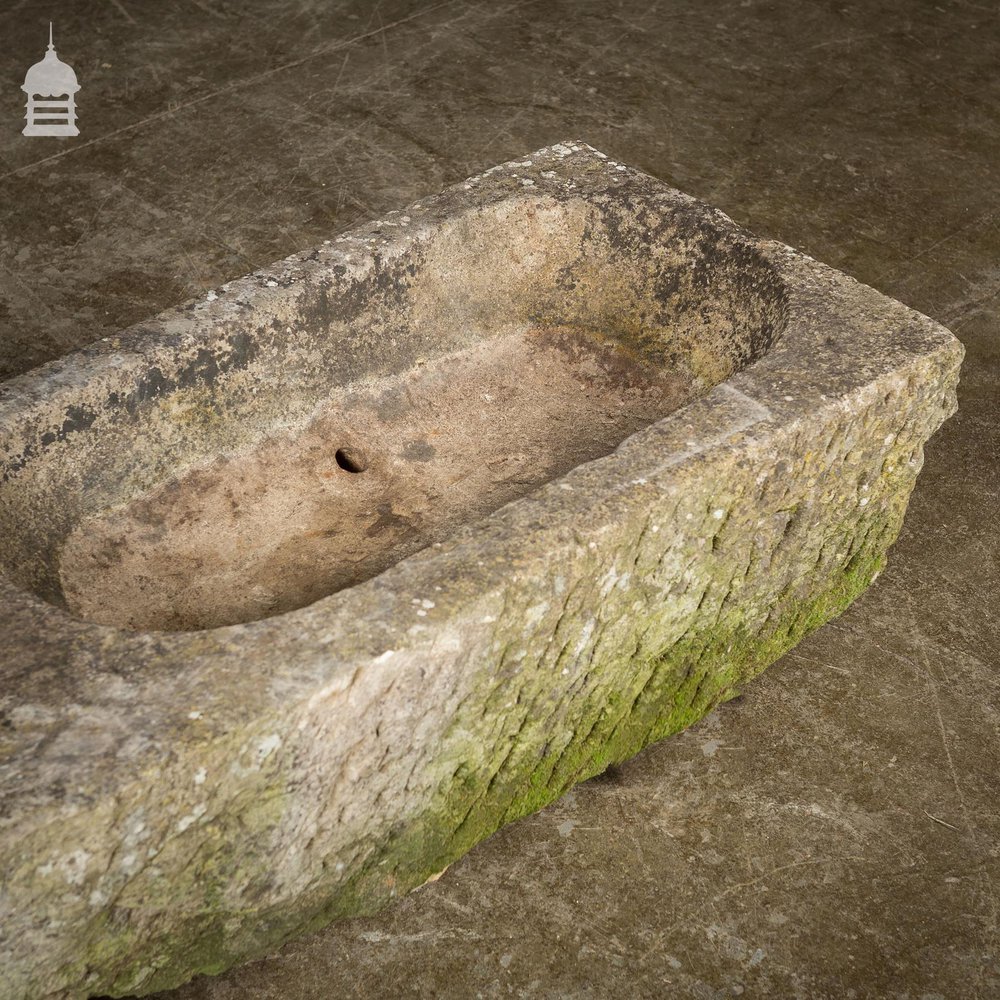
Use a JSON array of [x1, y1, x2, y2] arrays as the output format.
[[0, 143, 961, 998]]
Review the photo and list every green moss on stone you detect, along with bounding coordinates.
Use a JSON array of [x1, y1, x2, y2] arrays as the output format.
[[102, 516, 892, 998]]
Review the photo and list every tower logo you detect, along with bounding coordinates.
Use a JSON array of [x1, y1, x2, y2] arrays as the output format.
[[21, 23, 80, 137]]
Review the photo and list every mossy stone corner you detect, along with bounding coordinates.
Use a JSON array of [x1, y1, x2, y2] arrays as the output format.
[[0, 142, 962, 999]]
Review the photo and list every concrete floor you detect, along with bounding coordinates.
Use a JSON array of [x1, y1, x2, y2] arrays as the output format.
[[2, 1, 998, 997]]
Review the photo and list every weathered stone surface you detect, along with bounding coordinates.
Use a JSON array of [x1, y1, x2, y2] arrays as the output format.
[[0, 143, 961, 999]]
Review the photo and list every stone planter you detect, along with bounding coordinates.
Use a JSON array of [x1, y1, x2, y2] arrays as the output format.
[[0, 142, 962, 999]]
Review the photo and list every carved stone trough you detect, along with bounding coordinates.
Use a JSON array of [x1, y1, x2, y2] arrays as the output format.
[[0, 143, 962, 999]]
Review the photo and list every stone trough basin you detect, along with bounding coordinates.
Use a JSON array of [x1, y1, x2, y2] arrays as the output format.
[[0, 142, 961, 999]]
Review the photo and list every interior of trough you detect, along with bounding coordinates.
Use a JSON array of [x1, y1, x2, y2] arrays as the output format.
[[0, 194, 788, 631]]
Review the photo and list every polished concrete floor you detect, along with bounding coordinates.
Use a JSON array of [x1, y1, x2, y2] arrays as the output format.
[[2, 1, 998, 997]]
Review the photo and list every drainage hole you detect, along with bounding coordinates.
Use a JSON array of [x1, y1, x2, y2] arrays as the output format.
[[335, 447, 368, 474]]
